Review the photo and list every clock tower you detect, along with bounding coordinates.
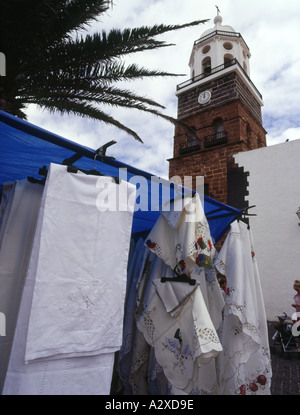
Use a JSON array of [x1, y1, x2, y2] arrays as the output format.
[[168, 11, 267, 210]]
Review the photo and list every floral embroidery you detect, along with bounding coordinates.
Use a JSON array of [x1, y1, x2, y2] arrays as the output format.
[[238, 374, 268, 395], [163, 329, 192, 368], [53, 281, 102, 330], [197, 237, 207, 250], [257, 374, 267, 385], [196, 253, 213, 269], [196, 253, 204, 265], [146, 239, 156, 249], [226, 286, 235, 296], [178, 259, 185, 270]]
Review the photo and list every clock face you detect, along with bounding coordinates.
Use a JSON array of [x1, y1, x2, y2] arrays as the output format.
[[198, 90, 211, 104]]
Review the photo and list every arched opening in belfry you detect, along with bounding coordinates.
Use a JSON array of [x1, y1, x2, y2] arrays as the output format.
[[224, 53, 234, 68], [202, 57, 211, 75]]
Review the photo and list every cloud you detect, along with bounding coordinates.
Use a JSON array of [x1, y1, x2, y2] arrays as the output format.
[[26, 0, 300, 178]]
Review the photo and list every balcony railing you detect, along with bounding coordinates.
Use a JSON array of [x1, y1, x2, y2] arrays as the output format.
[[193, 30, 249, 50], [204, 131, 228, 148], [179, 131, 228, 155], [179, 139, 201, 155], [176, 58, 262, 100]]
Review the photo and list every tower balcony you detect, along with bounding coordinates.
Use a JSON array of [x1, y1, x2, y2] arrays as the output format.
[[204, 131, 228, 148], [179, 131, 228, 155], [176, 58, 262, 103], [179, 138, 201, 155]]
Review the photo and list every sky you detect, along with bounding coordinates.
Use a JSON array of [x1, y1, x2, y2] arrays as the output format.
[[26, 0, 300, 179]]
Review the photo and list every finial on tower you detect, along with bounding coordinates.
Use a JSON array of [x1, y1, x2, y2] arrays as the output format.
[[214, 5, 223, 25]]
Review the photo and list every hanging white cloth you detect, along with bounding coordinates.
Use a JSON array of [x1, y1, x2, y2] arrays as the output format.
[[0, 180, 43, 393], [25, 163, 136, 363], [3, 163, 136, 395], [135, 194, 224, 394], [117, 238, 148, 394], [0, 182, 15, 243], [214, 220, 272, 395]]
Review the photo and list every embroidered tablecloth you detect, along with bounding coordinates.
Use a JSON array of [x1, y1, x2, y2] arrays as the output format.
[[136, 194, 224, 393], [214, 220, 272, 395]]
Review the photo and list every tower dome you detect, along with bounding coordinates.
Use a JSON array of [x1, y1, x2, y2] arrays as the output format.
[[189, 10, 251, 80], [200, 11, 235, 39]]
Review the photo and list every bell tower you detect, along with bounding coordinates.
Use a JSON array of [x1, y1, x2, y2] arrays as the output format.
[[168, 9, 267, 209]]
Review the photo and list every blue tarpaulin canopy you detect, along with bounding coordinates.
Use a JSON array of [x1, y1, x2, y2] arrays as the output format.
[[0, 109, 242, 243]]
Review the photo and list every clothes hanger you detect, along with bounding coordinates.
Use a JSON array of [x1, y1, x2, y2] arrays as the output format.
[[27, 141, 120, 185], [161, 264, 196, 286], [65, 140, 120, 183], [27, 165, 48, 185], [66, 163, 120, 184], [236, 205, 257, 229]]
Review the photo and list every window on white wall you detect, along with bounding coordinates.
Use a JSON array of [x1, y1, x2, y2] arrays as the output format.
[[223, 42, 233, 51], [202, 45, 211, 54]]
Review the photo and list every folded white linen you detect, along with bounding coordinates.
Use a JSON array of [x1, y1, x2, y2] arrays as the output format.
[[25, 163, 136, 363]]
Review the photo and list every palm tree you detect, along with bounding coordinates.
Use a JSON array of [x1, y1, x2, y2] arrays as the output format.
[[0, 0, 207, 142]]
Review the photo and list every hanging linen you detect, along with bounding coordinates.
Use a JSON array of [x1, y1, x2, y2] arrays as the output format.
[[0, 182, 15, 241], [0, 180, 43, 393], [127, 252, 169, 395], [3, 163, 136, 395], [116, 237, 148, 394], [25, 163, 136, 362], [214, 220, 272, 395], [134, 194, 224, 394]]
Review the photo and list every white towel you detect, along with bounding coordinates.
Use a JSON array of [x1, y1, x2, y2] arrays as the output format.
[[25, 163, 136, 363]]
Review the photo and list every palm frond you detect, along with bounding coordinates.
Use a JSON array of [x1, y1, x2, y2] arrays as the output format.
[[26, 97, 144, 142], [71, 20, 209, 61], [0, 1, 208, 141], [0, 0, 112, 54]]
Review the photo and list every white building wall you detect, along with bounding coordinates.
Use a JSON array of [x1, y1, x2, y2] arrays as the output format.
[[234, 139, 300, 321]]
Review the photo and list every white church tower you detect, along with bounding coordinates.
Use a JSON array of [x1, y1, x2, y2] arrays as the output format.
[[189, 7, 251, 80], [169, 7, 266, 209]]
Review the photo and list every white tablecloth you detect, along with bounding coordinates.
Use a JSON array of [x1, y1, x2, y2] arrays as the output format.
[[135, 194, 224, 394], [214, 220, 272, 395], [3, 164, 136, 394], [25, 163, 136, 362]]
